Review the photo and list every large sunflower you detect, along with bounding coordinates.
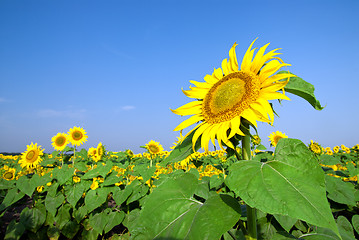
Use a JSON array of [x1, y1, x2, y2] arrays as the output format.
[[171, 39, 294, 152], [145, 140, 164, 155], [68, 126, 88, 146], [51, 132, 69, 151], [19, 142, 44, 169]]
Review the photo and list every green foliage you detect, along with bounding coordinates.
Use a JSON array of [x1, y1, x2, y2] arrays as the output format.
[[279, 71, 324, 110], [226, 138, 340, 237]]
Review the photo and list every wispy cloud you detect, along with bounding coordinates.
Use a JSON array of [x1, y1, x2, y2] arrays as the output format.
[[0, 97, 9, 103], [121, 105, 135, 111], [37, 109, 86, 118]]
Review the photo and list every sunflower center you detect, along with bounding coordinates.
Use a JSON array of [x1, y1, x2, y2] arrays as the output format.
[[273, 136, 283, 145], [4, 172, 14, 180], [149, 145, 159, 154], [72, 131, 83, 141], [55, 136, 66, 146], [203, 71, 260, 124], [26, 150, 38, 163]]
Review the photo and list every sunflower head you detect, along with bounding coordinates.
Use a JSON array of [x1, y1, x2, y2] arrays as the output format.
[[309, 140, 323, 155], [171, 39, 294, 152], [51, 132, 69, 151], [3, 168, 16, 181], [145, 140, 164, 155], [97, 142, 105, 158], [19, 142, 44, 169], [268, 131, 288, 147], [251, 135, 261, 146], [68, 126, 88, 147]]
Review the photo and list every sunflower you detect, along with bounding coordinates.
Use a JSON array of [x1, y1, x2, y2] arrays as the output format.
[[145, 140, 164, 155], [68, 126, 88, 146], [268, 131, 288, 147], [19, 142, 44, 169], [96, 142, 105, 159], [251, 135, 261, 146], [171, 39, 294, 152], [3, 167, 16, 181], [170, 132, 185, 150], [309, 140, 322, 155], [51, 132, 69, 151]]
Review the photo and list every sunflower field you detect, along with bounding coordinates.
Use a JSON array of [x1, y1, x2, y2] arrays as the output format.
[[1, 40, 359, 240]]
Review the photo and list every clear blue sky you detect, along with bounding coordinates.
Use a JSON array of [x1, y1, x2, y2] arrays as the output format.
[[1, 0, 358, 153]]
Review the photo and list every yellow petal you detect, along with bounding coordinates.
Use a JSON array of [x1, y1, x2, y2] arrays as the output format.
[[261, 72, 294, 87], [213, 68, 224, 80], [192, 122, 209, 151], [261, 80, 289, 93], [241, 38, 257, 71], [229, 43, 239, 72], [171, 101, 202, 116], [259, 91, 290, 101], [250, 42, 270, 74], [256, 98, 274, 124], [241, 108, 258, 128], [173, 115, 203, 131], [189, 80, 211, 89], [209, 124, 221, 147], [182, 87, 207, 99], [204, 74, 217, 84], [228, 116, 241, 139], [221, 58, 230, 75]]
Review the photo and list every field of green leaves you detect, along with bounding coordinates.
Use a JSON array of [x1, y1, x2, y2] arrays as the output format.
[[0, 137, 358, 240]]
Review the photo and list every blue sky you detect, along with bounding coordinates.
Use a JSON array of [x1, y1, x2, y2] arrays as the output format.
[[1, 0, 358, 153]]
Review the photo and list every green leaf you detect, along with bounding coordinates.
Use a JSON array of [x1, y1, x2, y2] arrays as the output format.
[[273, 214, 297, 232], [130, 172, 241, 240], [55, 204, 72, 229], [16, 175, 35, 197], [0, 188, 25, 212], [52, 165, 74, 185], [89, 211, 109, 234], [73, 205, 88, 223], [102, 171, 122, 187], [4, 220, 25, 240], [66, 182, 86, 207], [45, 192, 65, 217], [61, 220, 80, 239], [104, 211, 125, 234], [19, 204, 46, 232], [279, 71, 324, 110], [160, 130, 201, 166], [299, 227, 340, 240], [325, 175, 356, 206], [352, 215, 359, 235], [0, 178, 15, 190], [320, 155, 341, 165], [84, 188, 108, 212], [337, 216, 355, 240], [82, 161, 113, 179], [112, 186, 132, 206], [47, 225, 60, 240], [126, 183, 149, 204], [133, 164, 156, 182], [225, 138, 339, 237]]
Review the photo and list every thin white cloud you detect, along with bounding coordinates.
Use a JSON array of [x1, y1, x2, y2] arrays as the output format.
[[121, 105, 135, 111], [37, 109, 86, 118], [0, 97, 8, 103]]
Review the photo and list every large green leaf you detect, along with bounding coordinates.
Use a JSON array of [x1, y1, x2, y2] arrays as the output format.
[[337, 216, 355, 240], [278, 71, 324, 110], [225, 138, 339, 237], [84, 188, 108, 212], [82, 161, 113, 179], [0, 188, 25, 212], [129, 172, 241, 240], [52, 165, 74, 185], [160, 130, 201, 166], [352, 215, 359, 235], [325, 174, 356, 206], [45, 192, 65, 216], [66, 182, 87, 207], [16, 175, 35, 197], [19, 204, 46, 232]]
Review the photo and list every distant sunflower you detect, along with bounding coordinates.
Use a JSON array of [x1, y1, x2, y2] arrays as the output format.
[[170, 132, 185, 150], [19, 142, 44, 169], [145, 140, 164, 155], [68, 126, 88, 146], [268, 131, 288, 147], [3, 168, 16, 181], [171, 39, 294, 152], [309, 140, 322, 155], [51, 132, 69, 151], [97, 142, 105, 159]]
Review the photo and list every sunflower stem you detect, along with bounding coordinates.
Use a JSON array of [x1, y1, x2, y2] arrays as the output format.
[[241, 121, 257, 240]]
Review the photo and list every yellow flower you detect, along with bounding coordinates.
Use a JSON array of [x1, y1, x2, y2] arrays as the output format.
[[268, 131, 288, 147], [46, 182, 52, 186], [170, 132, 185, 150], [2, 168, 16, 181], [309, 140, 322, 155], [171, 39, 293, 152], [37, 186, 44, 192], [96, 142, 105, 160], [251, 135, 261, 145], [51, 132, 69, 151], [19, 142, 44, 169], [68, 126, 88, 146], [145, 140, 164, 155], [90, 179, 99, 190], [73, 176, 81, 183], [333, 146, 340, 153]]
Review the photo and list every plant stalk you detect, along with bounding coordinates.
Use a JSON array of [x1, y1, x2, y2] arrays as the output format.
[[241, 121, 257, 240]]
